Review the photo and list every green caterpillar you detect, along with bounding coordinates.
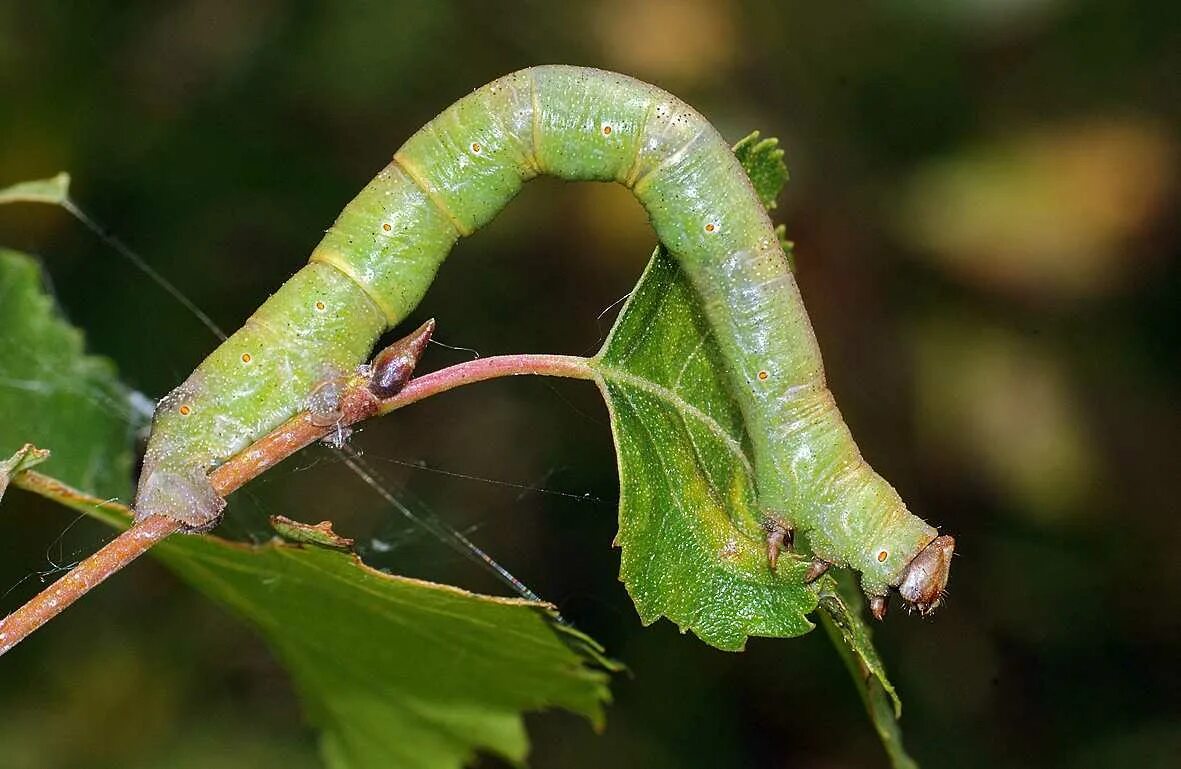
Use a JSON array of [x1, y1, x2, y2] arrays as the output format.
[[136, 65, 954, 616]]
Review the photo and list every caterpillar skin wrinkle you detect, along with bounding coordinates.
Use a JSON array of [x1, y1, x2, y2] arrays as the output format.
[[135, 65, 954, 614]]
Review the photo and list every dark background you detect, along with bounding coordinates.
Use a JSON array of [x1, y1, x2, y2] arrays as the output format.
[[1, 1, 1179, 767]]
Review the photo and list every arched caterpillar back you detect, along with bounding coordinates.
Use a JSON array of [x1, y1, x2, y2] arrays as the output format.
[[135, 65, 953, 616]]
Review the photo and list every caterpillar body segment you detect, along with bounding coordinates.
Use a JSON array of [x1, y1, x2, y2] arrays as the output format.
[[136, 65, 953, 612], [136, 263, 387, 532]]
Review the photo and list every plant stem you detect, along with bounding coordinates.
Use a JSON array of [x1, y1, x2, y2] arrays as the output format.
[[0, 352, 595, 656], [379, 353, 596, 413]]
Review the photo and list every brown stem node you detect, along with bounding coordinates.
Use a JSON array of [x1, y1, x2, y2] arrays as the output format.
[[369, 319, 435, 398]]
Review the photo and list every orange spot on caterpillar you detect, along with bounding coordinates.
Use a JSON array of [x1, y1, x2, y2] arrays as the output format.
[[704, 223, 717, 233], [314, 301, 326, 311], [241, 353, 252, 364], [470, 142, 482, 153], [382, 223, 392, 232], [602, 124, 612, 135], [877, 550, 889, 563], [178, 405, 192, 416], [757, 370, 769, 381]]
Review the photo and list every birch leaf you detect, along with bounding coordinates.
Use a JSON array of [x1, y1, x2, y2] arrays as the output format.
[[13, 472, 618, 769], [0, 249, 136, 499]]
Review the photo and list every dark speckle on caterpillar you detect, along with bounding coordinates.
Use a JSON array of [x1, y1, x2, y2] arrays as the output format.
[[135, 65, 954, 616]]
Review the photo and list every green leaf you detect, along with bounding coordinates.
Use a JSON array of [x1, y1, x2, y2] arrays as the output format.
[[0, 173, 71, 206], [16, 473, 618, 769], [0, 249, 137, 499], [733, 133, 795, 269], [590, 136, 815, 651], [732, 132, 788, 210], [818, 573, 917, 769], [0, 444, 50, 502], [163, 536, 617, 769]]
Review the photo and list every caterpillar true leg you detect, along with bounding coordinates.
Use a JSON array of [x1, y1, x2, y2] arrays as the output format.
[[765, 518, 794, 570], [869, 596, 889, 621], [804, 558, 831, 584], [135, 65, 955, 614]]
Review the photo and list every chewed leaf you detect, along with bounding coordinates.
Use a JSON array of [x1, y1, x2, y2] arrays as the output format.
[[0, 173, 71, 206], [270, 514, 356, 549], [0, 249, 137, 499], [818, 572, 916, 769], [775, 224, 796, 272], [733, 132, 789, 210], [0, 444, 50, 502], [18, 472, 618, 769], [732, 134, 794, 268]]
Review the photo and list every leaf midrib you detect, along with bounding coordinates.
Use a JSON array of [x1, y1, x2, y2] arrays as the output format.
[[591, 362, 754, 478]]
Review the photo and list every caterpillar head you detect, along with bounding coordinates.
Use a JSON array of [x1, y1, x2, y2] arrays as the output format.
[[896, 534, 955, 615]]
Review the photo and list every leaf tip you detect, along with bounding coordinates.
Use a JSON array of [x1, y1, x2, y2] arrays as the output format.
[[0, 172, 72, 207]]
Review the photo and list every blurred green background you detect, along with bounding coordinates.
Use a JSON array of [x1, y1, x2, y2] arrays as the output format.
[[1, 1, 1178, 767]]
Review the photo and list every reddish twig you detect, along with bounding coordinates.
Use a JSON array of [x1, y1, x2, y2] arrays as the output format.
[[0, 502, 178, 656], [0, 350, 595, 656], [379, 353, 595, 414]]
